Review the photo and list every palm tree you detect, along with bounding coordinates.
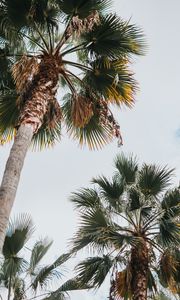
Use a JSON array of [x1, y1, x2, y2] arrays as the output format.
[[0, 213, 89, 300], [0, 0, 145, 252], [70, 153, 180, 300]]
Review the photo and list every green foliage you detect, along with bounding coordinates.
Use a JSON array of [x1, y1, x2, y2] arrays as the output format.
[[76, 255, 113, 288], [0, 214, 87, 300], [58, 0, 111, 19], [0, 0, 145, 150], [138, 164, 174, 197], [83, 14, 145, 59], [114, 153, 138, 184], [70, 153, 180, 298]]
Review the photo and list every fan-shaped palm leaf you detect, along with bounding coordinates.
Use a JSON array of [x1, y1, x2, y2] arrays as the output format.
[[75, 255, 114, 288], [58, 0, 111, 19], [161, 188, 180, 209], [83, 14, 145, 59], [114, 153, 138, 185], [70, 188, 102, 210], [138, 164, 174, 197], [3, 214, 34, 258], [84, 58, 137, 107], [70, 154, 180, 299], [62, 93, 114, 149], [92, 175, 124, 211], [29, 238, 53, 275], [31, 252, 71, 290]]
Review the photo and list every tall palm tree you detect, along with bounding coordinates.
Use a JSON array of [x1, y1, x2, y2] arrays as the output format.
[[70, 153, 180, 300], [0, 0, 145, 252], [0, 213, 89, 300]]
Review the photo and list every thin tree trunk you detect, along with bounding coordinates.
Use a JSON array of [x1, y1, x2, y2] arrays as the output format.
[[131, 242, 149, 300], [0, 55, 59, 252], [0, 124, 34, 252]]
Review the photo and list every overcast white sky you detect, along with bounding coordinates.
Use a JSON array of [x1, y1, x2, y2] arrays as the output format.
[[1, 0, 180, 299]]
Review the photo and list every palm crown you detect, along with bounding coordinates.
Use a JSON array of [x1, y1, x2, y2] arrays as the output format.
[[70, 154, 180, 300], [0, 214, 89, 300], [0, 0, 145, 149]]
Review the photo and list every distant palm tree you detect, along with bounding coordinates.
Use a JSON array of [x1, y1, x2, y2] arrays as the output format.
[[0, 0, 145, 252], [70, 153, 180, 300], [0, 213, 88, 300]]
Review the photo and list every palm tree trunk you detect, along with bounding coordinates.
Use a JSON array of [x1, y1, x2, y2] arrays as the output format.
[[130, 242, 149, 300], [0, 124, 34, 252], [0, 55, 59, 252]]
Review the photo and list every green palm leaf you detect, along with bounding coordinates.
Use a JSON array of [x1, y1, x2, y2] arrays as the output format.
[[114, 153, 138, 185], [161, 188, 180, 209], [55, 277, 91, 291], [62, 93, 114, 149], [31, 253, 71, 290], [29, 238, 53, 275], [92, 175, 124, 211], [3, 214, 34, 258], [83, 14, 145, 59], [158, 219, 180, 247], [70, 188, 102, 210], [58, 0, 111, 19], [138, 164, 174, 197], [75, 255, 113, 288], [41, 277, 90, 300], [84, 58, 137, 107], [72, 207, 111, 252]]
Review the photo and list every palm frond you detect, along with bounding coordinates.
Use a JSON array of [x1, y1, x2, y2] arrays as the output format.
[[2, 257, 28, 280], [128, 187, 142, 211], [115, 268, 132, 299], [158, 218, 180, 247], [71, 206, 119, 252], [29, 238, 53, 275], [157, 250, 178, 288], [84, 58, 137, 107], [75, 255, 113, 289], [138, 164, 174, 197], [13, 277, 26, 300], [58, 0, 111, 19], [31, 253, 71, 290], [114, 153, 138, 185], [0, 90, 19, 145], [62, 93, 114, 149], [92, 175, 124, 211], [70, 188, 102, 210], [83, 14, 145, 59], [3, 214, 34, 258], [55, 276, 91, 292], [161, 188, 180, 209], [41, 276, 90, 300]]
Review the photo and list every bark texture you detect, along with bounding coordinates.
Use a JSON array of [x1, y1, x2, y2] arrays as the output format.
[[0, 124, 34, 252], [19, 55, 59, 131], [130, 242, 149, 300], [0, 55, 60, 252]]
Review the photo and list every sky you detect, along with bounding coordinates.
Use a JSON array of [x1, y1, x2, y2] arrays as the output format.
[[1, 0, 180, 299]]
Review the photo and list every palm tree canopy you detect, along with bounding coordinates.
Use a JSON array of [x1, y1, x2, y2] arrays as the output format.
[[0, 0, 145, 149], [70, 153, 180, 299], [0, 213, 89, 300]]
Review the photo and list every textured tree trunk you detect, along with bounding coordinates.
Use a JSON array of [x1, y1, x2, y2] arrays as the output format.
[[0, 124, 34, 252], [130, 242, 149, 300], [0, 55, 59, 252]]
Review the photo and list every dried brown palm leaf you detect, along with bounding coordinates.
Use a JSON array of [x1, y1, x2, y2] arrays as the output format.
[[115, 268, 132, 299], [44, 98, 62, 129], [71, 95, 93, 128], [69, 10, 100, 37], [12, 55, 39, 93], [96, 99, 123, 146], [160, 250, 178, 285]]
